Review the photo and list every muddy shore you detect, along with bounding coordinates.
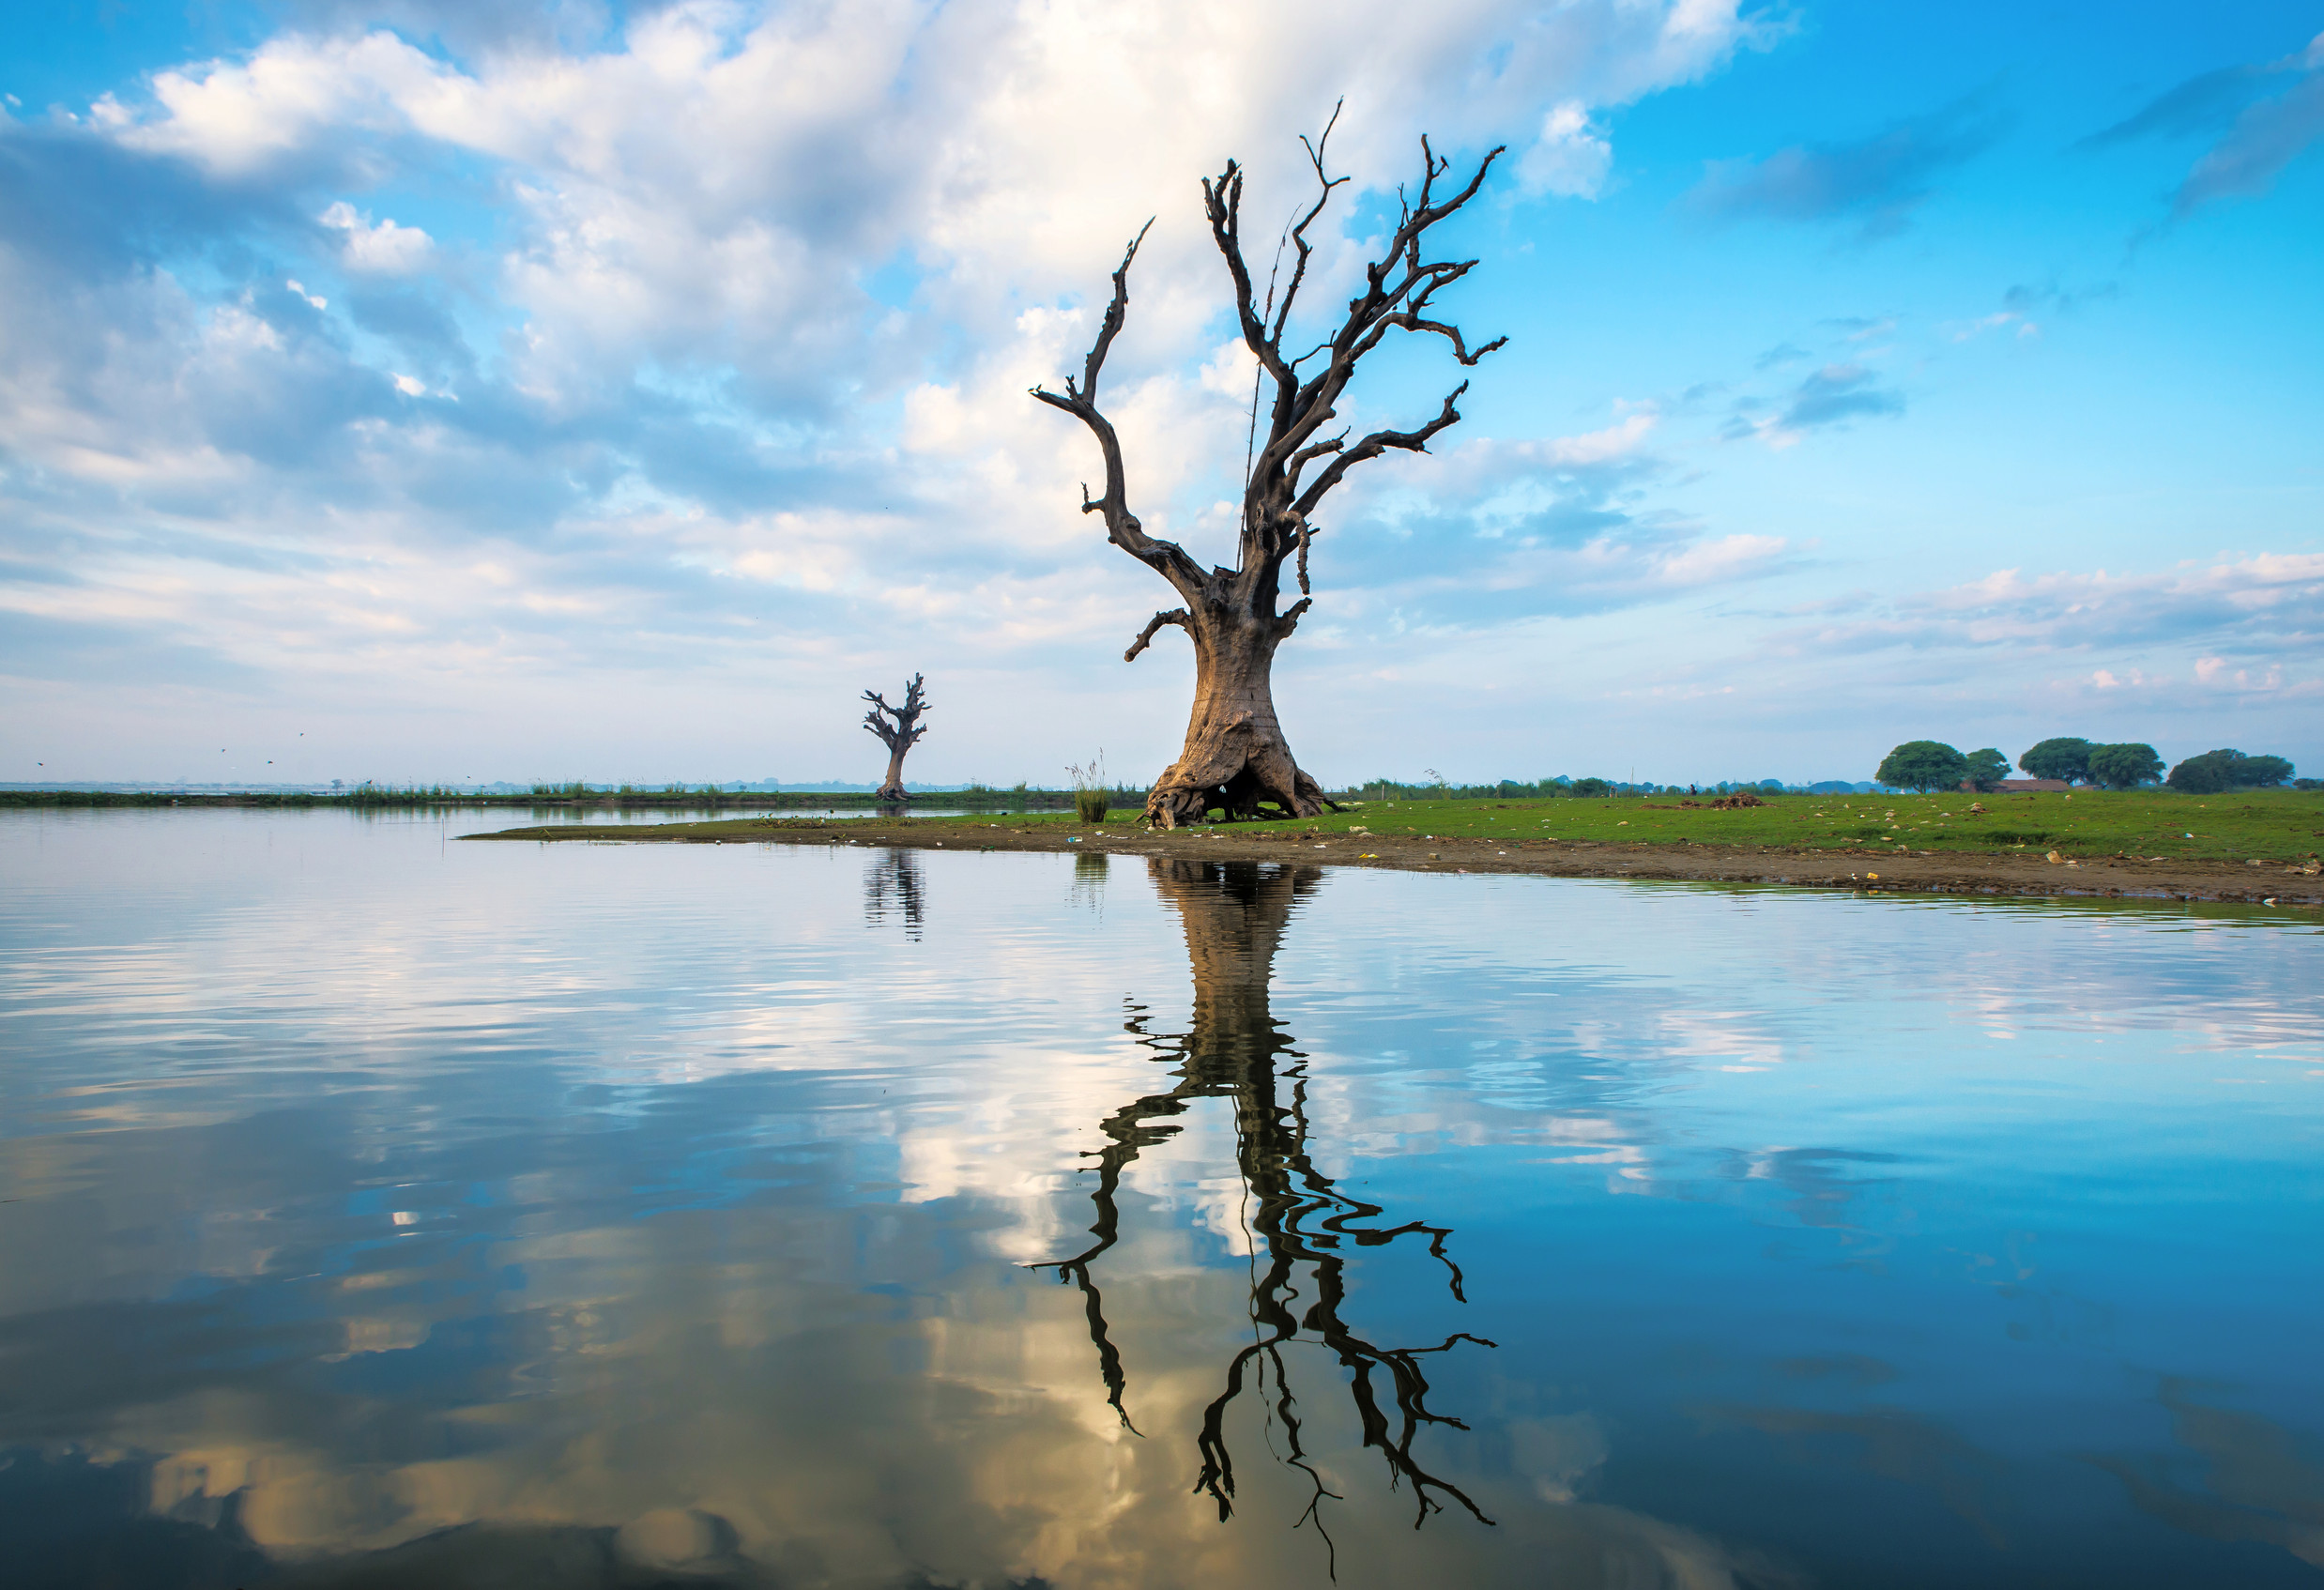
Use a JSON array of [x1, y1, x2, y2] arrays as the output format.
[[466, 817, 2324, 906]]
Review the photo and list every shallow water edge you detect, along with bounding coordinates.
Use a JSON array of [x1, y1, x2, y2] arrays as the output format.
[[464, 813, 2324, 907]]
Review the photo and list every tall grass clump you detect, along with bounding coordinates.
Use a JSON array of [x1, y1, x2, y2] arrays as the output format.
[[1066, 753, 1110, 823]]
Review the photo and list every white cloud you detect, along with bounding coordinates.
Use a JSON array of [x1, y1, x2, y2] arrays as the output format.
[[123, 29, 456, 176], [320, 200, 434, 271], [1657, 532, 1788, 586], [1948, 310, 2038, 342], [1745, 552, 2324, 730], [96, 3, 1766, 384], [1518, 100, 1613, 197], [1533, 406, 1659, 465], [4, 2, 1815, 780]]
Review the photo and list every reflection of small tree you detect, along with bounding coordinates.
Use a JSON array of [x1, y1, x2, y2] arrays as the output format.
[[1069, 849, 1110, 914], [863, 848, 925, 941], [1033, 861, 1493, 1565], [862, 674, 931, 801]]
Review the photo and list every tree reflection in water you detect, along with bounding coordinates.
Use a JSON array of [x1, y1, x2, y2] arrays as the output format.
[[1034, 860, 1494, 1566], [864, 847, 925, 940]]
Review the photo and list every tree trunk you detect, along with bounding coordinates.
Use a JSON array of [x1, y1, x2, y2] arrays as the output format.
[[1165, 856, 1305, 1068], [876, 746, 909, 803], [1146, 605, 1329, 828]]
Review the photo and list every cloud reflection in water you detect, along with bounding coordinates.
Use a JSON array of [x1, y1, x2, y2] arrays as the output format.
[[0, 811, 2318, 1588]]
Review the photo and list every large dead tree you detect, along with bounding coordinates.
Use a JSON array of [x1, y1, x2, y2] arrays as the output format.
[[861, 673, 929, 801], [1035, 117, 1505, 828]]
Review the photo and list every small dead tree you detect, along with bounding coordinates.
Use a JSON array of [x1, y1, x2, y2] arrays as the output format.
[[861, 673, 930, 801], [1035, 113, 1505, 828]]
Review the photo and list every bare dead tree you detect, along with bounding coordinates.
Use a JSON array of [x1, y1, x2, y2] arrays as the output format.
[[861, 673, 930, 801], [1034, 113, 1506, 828]]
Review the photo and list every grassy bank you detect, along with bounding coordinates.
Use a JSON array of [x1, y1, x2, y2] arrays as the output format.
[[1298, 788, 2324, 862], [912, 788, 2320, 863], [16, 786, 2320, 865], [476, 788, 2322, 864]]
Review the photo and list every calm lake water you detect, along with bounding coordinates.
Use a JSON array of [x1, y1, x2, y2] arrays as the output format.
[[2, 809, 2319, 1590]]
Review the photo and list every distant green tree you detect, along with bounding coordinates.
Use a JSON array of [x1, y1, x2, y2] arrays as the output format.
[[1569, 777, 1612, 798], [2018, 737, 2093, 784], [1964, 748, 2009, 791], [2087, 742, 2163, 789], [2167, 748, 2293, 792], [1876, 741, 1969, 792]]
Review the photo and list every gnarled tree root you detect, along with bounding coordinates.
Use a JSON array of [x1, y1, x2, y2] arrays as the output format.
[[1144, 723, 1335, 828]]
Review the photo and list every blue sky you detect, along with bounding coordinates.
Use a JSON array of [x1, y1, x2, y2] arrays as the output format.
[[2, 1, 2318, 788]]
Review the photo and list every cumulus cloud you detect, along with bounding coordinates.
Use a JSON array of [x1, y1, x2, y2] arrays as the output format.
[[319, 200, 432, 270], [1686, 97, 2002, 238], [2, 1, 1793, 778], [1518, 101, 1613, 198]]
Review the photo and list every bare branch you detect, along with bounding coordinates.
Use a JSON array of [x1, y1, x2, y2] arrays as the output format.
[[1032, 221, 1209, 595], [1040, 124, 1505, 665], [1239, 139, 1506, 543], [1124, 608, 1190, 662], [861, 674, 931, 751], [1280, 514, 1312, 596], [1069, 217, 1151, 408], [1287, 431, 1343, 472], [1292, 382, 1467, 519], [1203, 162, 1293, 391], [1273, 99, 1351, 344], [1390, 316, 1506, 366]]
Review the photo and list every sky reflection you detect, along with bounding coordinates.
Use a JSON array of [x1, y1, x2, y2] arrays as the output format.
[[0, 810, 2319, 1588]]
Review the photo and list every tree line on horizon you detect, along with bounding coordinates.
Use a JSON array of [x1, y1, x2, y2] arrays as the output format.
[[1875, 736, 2304, 794]]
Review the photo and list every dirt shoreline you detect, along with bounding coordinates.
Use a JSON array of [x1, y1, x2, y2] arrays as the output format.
[[464, 817, 2324, 905]]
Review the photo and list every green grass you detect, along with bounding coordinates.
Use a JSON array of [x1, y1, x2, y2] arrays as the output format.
[[1285, 789, 2323, 861], [947, 789, 2324, 862]]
